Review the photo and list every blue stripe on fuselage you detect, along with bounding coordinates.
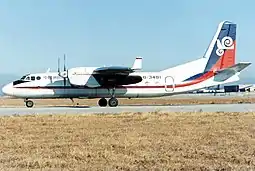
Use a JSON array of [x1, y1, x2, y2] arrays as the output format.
[[182, 72, 208, 82]]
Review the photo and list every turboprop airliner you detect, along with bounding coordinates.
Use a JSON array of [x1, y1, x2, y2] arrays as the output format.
[[2, 21, 251, 108]]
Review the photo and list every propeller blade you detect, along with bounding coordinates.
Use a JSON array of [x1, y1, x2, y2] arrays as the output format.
[[57, 57, 60, 73], [64, 54, 66, 72], [63, 54, 68, 86]]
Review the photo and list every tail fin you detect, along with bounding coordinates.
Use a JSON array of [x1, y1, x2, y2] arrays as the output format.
[[203, 21, 236, 72], [132, 56, 142, 70]]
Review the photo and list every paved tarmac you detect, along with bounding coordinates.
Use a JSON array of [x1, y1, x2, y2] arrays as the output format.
[[0, 103, 254, 116]]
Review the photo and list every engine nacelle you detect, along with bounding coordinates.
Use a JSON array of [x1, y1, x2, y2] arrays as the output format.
[[68, 67, 101, 87]]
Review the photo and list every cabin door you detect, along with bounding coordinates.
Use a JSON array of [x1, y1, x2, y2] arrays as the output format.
[[165, 76, 175, 92]]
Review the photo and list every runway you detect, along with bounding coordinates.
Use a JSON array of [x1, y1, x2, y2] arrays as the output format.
[[0, 103, 255, 116]]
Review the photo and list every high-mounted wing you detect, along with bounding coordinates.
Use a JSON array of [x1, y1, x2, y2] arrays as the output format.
[[92, 57, 143, 87], [93, 66, 134, 75], [67, 57, 143, 88], [93, 56, 142, 75], [92, 65, 142, 87]]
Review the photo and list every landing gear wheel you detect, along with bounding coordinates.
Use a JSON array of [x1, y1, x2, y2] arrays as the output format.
[[25, 100, 34, 108], [98, 98, 107, 107], [108, 97, 118, 107]]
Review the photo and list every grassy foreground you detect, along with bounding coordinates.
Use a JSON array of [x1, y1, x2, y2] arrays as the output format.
[[0, 112, 254, 170]]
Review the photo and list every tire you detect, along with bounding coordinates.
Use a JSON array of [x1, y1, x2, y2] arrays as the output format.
[[108, 97, 118, 107], [25, 100, 34, 108], [98, 98, 107, 107]]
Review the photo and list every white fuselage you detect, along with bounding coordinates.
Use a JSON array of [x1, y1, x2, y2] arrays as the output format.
[[3, 72, 170, 99], [1, 58, 240, 99]]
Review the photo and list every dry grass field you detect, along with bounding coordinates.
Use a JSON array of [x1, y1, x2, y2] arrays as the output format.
[[0, 95, 255, 107], [0, 111, 254, 170]]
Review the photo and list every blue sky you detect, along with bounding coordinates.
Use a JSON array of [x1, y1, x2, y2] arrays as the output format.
[[0, 0, 255, 77]]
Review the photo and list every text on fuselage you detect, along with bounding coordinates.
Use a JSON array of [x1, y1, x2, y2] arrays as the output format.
[[142, 75, 162, 79]]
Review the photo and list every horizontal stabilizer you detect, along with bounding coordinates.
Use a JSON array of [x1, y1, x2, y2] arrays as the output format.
[[214, 62, 251, 82]]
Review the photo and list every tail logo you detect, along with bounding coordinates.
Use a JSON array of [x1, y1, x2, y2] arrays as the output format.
[[216, 36, 234, 56]]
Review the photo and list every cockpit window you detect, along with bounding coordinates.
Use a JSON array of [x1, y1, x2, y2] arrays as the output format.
[[31, 76, 35, 81], [19, 75, 42, 81], [20, 74, 29, 80]]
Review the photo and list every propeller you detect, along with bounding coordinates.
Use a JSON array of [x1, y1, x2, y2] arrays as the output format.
[[63, 54, 68, 86], [57, 54, 68, 87]]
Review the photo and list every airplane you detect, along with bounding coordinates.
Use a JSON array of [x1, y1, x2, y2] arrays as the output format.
[[1, 21, 251, 108]]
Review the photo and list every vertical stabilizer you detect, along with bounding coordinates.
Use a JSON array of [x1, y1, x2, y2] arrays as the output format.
[[203, 21, 236, 72]]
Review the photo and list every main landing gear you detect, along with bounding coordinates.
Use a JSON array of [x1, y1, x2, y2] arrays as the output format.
[[98, 97, 118, 107], [98, 87, 119, 107], [24, 99, 34, 108], [108, 97, 118, 107]]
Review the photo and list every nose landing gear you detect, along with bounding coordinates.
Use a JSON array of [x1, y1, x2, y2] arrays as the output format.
[[24, 99, 34, 108]]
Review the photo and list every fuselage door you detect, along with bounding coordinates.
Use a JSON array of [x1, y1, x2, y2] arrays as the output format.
[[165, 76, 175, 92]]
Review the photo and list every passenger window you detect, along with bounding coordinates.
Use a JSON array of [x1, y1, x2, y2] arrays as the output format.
[[31, 76, 35, 81], [25, 77, 30, 80], [36, 76, 41, 80]]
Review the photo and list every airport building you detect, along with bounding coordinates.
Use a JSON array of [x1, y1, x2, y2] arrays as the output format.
[[193, 84, 255, 94]]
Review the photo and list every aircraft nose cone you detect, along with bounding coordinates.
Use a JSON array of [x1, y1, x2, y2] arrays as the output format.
[[2, 83, 13, 96]]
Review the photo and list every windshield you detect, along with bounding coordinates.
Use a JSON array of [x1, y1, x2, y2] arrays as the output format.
[[20, 76, 26, 80], [20, 74, 29, 80]]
